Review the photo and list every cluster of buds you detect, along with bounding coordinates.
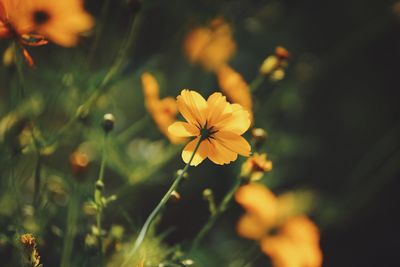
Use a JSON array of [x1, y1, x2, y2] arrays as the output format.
[[259, 46, 290, 81], [240, 153, 273, 182]]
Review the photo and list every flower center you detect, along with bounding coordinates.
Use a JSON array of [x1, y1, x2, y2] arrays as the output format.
[[33, 10, 51, 25], [199, 122, 218, 140]]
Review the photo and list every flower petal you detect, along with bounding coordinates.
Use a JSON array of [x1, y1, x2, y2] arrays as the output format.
[[237, 214, 266, 240], [206, 92, 232, 126], [214, 130, 251, 156], [177, 89, 207, 127], [168, 121, 199, 137], [182, 137, 208, 166], [214, 104, 251, 135], [207, 138, 237, 165]]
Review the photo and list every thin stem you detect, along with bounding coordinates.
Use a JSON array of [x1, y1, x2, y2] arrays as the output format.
[[33, 153, 41, 208], [116, 115, 150, 143], [87, 0, 112, 66], [191, 177, 242, 251], [95, 133, 108, 262], [60, 181, 80, 267], [249, 74, 265, 93], [121, 138, 203, 267], [32, 128, 42, 208]]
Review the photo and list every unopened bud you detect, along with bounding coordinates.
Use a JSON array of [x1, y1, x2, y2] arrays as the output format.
[[176, 169, 189, 179], [202, 188, 213, 199], [170, 191, 181, 203], [275, 46, 290, 59], [102, 113, 115, 133], [251, 128, 267, 148], [95, 180, 104, 191]]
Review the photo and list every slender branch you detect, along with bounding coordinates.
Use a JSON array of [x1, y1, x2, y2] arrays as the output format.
[[94, 132, 108, 262], [121, 138, 202, 267], [191, 177, 242, 251], [249, 74, 265, 93]]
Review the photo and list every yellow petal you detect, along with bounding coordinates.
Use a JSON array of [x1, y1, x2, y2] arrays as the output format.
[[182, 137, 208, 166], [214, 104, 251, 135], [214, 130, 251, 156], [235, 184, 278, 228], [236, 214, 266, 240], [207, 138, 237, 165], [141, 72, 159, 100], [168, 121, 199, 137], [206, 92, 232, 126], [176, 89, 207, 126]]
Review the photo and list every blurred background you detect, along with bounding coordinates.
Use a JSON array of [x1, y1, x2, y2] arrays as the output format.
[[1, 0, 399, 266]]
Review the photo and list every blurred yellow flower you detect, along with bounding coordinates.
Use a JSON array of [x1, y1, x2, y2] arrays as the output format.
[[184, 18, 236, 71], [240, 153, 272, 181], [216, 64, 253, 121], [260, 46, 290, 81], [235, 183, 322, 267], [168, 89, 251, 166], [141, 72, 185, 144], [17, 0, 94, 47], [260, 216, 323, 267], [235, 183, 278, 239], [0, 0, 93, 46]]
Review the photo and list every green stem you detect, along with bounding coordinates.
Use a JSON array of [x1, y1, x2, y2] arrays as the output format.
[[60, 182, 80, 267], [249, 74, 265, 93], [191, 177, 242, 251], [33, 153, 41, 208], [87, 0, 112, 66], [95, 133, 108, 261], [116, 115, 149, 143], [121, 138, 203, 267]]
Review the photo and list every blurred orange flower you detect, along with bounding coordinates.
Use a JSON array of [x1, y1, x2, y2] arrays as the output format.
[[260, 216, 323, 267], [168, 90, 251, 166], [0, 0, 93, 66], [216, 64, 253, 121], [17, 0, 94, 47], [184, 18, 236, 71], [240, 152, 272, 181], [235, 183, 278, 239], [141, 72, 185, 144], [236, 183, 322, 267]]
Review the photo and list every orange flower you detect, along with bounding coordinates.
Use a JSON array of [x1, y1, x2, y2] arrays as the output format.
[[141, 72, 185, 144], [216, 64, 253, 121], [17, 0, 94, 47], [184, 18, 236, 71], [235, 183, 278, 239], [168, 90, 251, 166], [240, 153, 272, 181], [235, 184, 323, 267], [0, 0, 93, 66], [260, 216, 323, 267]]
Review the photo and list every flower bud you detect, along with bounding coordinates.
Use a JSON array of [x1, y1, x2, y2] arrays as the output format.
[[102, 113, 115, 133], [170, 190, 181, 203], [95, 180, 104, 191]]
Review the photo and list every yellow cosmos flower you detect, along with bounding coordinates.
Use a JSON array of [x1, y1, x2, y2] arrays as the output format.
[[184, 18, 236, 71], [16, 0, 94, 47], [260, 216, 323, 267], [216, 64, 253, 121], [168, 89, 251, 166], [235, 183, 278, 240], [235, 184, 323, 267], [141, 72, 185, 144], [240, 152, 272, 181]]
